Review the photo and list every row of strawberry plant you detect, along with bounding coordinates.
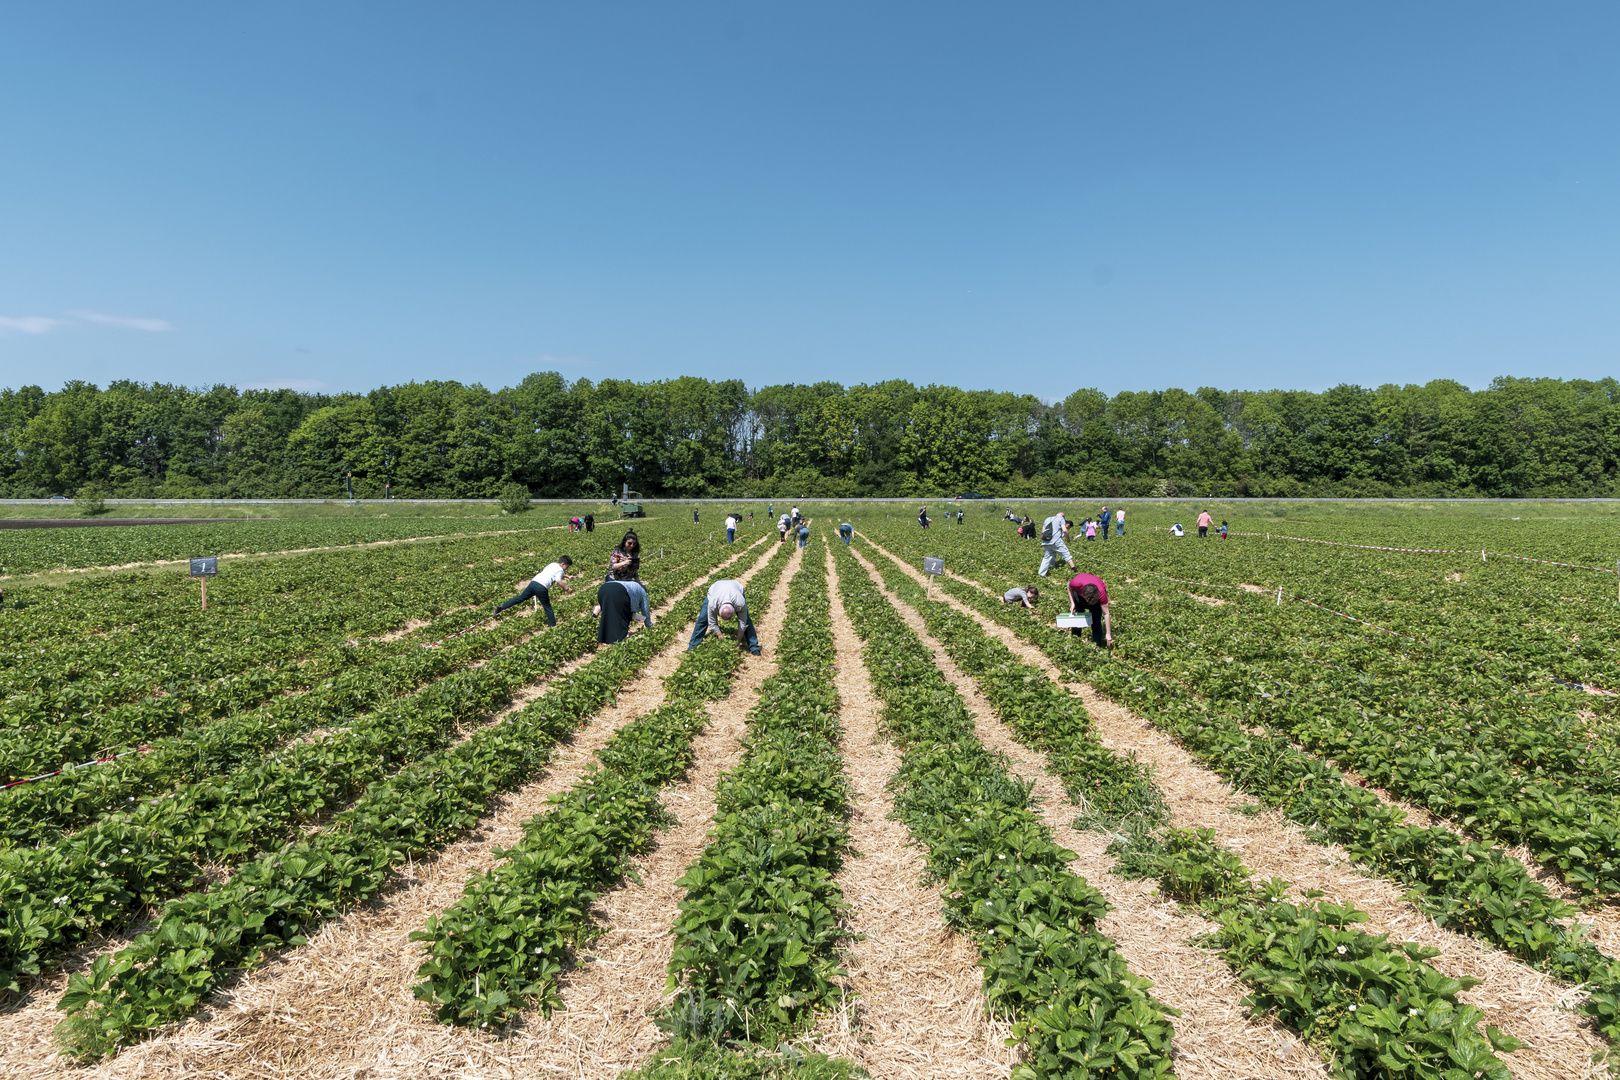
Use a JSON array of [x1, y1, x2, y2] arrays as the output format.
[[411, 539, 796, 1027], [833, 544, 1178, 1080], [853, 539, 1166, 835], [1113, 825, 1521, 1079], [0, 540, 743, 993], [659, 546, 853, 1049], [0, 546, 712, 845], [52, 538, 779, 1058], [879, 525, 1620, 901], [914, 547, 1620, 1042], [0, 529, 625, 777]]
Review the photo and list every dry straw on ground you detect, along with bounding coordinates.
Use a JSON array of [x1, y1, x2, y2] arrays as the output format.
[[801, 546, 1019, 1079], [0, 537, 776, 1080], [848, 544, 1325, 1080], [861, 536, 1612, 1080]]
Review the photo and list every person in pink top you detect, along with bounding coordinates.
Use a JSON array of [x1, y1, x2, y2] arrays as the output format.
[[1067, 572, 1113, 648], [1196, 510, 1213, 539]]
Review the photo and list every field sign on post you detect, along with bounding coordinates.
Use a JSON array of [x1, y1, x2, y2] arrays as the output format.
[[922, 556, 943, 595], [190, 557, 217, 611]]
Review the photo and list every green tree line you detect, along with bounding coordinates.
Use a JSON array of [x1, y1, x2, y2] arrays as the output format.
[[1, 373, 1617, 499]]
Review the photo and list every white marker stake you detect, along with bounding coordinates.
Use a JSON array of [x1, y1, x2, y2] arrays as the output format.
[[1482, 550, 1487, 563], [1276, 584, 1282, 608]]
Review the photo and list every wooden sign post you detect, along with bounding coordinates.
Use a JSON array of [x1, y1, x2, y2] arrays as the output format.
[[922, 556, 944, 596], [189, 557, 218, 611]]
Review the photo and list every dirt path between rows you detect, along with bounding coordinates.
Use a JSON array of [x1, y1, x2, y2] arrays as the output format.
[[505, 542, 804, 1077], [857, 536, 1609, 1080], [844, 542, 1326, 1079], [0, 537, 775, 1080], [804, 545, 1019, 1078]]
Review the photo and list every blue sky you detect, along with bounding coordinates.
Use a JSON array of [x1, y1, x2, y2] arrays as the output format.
[[1, 2, 1616, 402]]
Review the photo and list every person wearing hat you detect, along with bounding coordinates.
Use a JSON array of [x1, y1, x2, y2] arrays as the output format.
[[689, 578, 760, 655]]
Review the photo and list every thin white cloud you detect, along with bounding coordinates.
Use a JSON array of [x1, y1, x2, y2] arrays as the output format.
[[0, 315, 60, 334], [70, 310, 173, 332], [243, 378, 330, 391], [528, 352, 598, 369]]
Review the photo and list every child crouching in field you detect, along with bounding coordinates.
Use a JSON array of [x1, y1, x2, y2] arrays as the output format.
[[1002, 585, 1040, 611]]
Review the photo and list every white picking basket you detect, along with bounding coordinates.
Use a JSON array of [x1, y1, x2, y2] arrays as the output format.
[[1055, 612, 1092, 628]]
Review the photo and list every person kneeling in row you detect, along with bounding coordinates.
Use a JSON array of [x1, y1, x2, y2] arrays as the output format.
[[689, 578, 760, 655], [495, 556, 572, 626], [1068, 572, 1114, 649]]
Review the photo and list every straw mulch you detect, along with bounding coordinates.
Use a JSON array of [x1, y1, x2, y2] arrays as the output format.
[[0, 538, 774, 1080], [862, 539, 1613, 1080], [848, 546, 1325, 1079], [800, 547, 1019, 1079], [497, 542, 805, 1076]]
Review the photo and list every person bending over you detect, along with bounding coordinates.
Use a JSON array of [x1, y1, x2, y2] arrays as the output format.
[[596, 580, 635, 645], [838, 522, 854, 545], [494, 556, 572, 626], [689, 578, 760, 655], [1067, 572, 1114, 649], [1002, 585, 1040, 611]]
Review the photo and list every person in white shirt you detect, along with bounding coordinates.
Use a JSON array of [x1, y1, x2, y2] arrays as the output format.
[[689, 578, 760, 654], [778, 513, 791, 542], [724, 514, 737, 544], [495, 556, 572, 625]]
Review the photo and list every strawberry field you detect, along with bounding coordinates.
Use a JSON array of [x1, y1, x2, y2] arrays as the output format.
[[1, 505, 1618, 1078]]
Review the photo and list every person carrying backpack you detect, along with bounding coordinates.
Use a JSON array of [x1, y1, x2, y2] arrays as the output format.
[[1037, 512, 1074, 577]]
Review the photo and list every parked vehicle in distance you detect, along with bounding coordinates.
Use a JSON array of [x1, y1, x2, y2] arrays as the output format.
[[955, 491, 991, 499], [620, 502, 646, 518]]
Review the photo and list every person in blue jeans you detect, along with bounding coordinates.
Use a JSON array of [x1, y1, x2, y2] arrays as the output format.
[[839, 522, 853, 545], [616, 579, 653, 627], [689, 578, 760, 654], [797, 521, 810, 548], [725, 513, 737, 544], [494, 557, 572, 625]]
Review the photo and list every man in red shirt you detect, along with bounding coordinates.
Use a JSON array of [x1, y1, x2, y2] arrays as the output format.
[[1197, 510, 1213, 538], [1067, 572, 1113, 648]]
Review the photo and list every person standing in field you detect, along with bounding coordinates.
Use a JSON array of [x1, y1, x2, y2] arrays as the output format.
[[724, 513, 737, 544], [494, 556, 572, 626], [1219, 520, 1229, 539], [689, 578, 761, 655], [1038, 511, 1074, 577], [607, 530, 642, 582], [956, 509, 964, 525], [1197, 509, 1213, 538], [918, 506, 931, 529], [1084, 518, 1098, 541], [1114, 507, 1125, 536], [1099, 506, 1111, 541], [791, 506, 801, 526], [1067, 572, 1114, 648], [1002, 584, 1040, 611], [839, 522, 854, 545], [584, 513, 595, 532]]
